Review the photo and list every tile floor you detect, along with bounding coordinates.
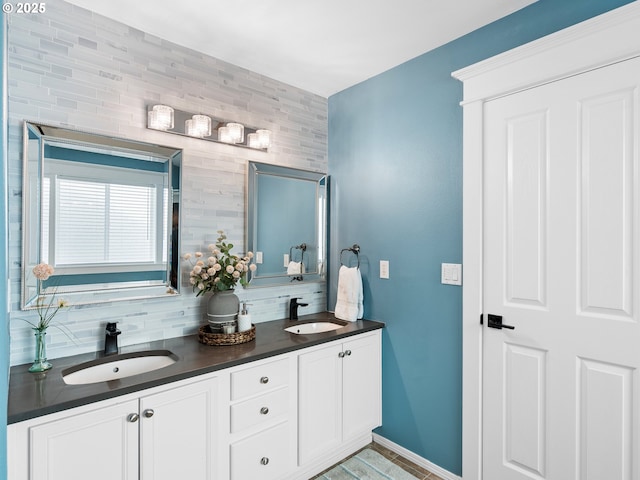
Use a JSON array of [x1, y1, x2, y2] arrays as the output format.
[[310, 441, 445, 480]]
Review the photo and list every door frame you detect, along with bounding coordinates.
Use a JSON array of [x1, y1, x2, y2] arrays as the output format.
[[452, 3, 640, 479]]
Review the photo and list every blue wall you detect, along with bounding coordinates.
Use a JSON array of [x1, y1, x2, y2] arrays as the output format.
[[328, 0, 633, 475], [1, 13, 8, 480]]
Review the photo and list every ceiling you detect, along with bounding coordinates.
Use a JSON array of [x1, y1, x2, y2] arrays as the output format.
[[65, 0, 537, 97]]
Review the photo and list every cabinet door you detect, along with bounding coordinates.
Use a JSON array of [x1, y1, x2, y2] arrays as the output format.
[[297, 342, 343, 465], [29, 399, 139, 480], [139, 377, 217, 480], [342, 332, 382, 440]]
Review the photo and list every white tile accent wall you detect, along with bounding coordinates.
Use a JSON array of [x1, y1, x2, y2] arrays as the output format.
[[7, 0, 328, 365]]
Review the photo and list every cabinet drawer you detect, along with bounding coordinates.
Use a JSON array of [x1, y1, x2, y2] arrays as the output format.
[[231, 357, 289, 400], [231, 387, 289, 433], [230, 422, 291, 480]]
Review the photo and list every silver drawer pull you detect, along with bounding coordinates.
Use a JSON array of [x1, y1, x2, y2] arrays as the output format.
[[260, 457, 269, 465], [260, 376, 269, 384], [143, 409, 155, 418], [127, 413, 139, 423], [260, 407, 269, 415]]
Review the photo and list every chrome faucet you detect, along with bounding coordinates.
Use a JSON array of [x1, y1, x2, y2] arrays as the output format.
[[104, 322, 121, 356], [289, 297, 309, 320]]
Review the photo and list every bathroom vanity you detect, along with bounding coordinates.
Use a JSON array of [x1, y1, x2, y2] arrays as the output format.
[[7, 314, 383, 480]]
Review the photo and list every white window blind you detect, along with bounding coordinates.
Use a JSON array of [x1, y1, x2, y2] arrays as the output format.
[[44, 159, 168, 271]]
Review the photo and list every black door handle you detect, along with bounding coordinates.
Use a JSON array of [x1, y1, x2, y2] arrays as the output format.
[[487, 314, 515, 330]]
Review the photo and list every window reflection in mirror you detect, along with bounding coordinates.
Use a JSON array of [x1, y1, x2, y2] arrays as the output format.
[[22, 122, 182, 308], [247, 161, 327, 286]]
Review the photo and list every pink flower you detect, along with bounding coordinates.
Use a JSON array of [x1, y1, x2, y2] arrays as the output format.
[[33, 263, 54, 281]]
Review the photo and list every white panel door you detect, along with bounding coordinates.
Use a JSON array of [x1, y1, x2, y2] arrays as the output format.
[[29, 399, 139, 480], [139, 378, 217, 480], [342, 332, 382, 441], [298, 342, 343, 465], [483, 56, 640, 480]]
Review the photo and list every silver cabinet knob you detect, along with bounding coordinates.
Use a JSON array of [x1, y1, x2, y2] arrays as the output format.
[[260, 376, 269, 384], [260, 457, 269, 465], [345, 350, 352, 356], [260, 407, 269, 415], [338, 352, 345, 358], [127, 413, 139, 423], [143, 409, 155, 418]]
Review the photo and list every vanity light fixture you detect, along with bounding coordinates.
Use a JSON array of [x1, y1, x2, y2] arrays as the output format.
[[185, 114, 212, 138], [146, 105, 271, 151], [217, 126, 232, 143], [247, 133, 260, 149], [256, 129, 272, 148], [147, 105, 174, 130], [248, 129, 273, 149], [226, 123, 244, 144]]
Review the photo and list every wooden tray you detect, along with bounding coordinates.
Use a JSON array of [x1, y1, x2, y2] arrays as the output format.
[[197, 324, 255, 346]]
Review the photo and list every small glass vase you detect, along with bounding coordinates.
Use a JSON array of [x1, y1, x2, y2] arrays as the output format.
[[28, 328, 52, 373]]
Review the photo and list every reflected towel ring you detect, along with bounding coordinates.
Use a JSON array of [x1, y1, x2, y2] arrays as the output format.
[[289, 243, 306, 281], [340, 244, 360, 268], [289, 243, 307, 262]]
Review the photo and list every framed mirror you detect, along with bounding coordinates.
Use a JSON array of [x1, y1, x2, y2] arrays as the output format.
[[247, 161, 327, 286], [22, 121, 182, 308]]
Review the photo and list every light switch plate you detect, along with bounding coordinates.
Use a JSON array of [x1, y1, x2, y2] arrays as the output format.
[[380, 260, 389, 279], [441, 263, 462, 286], [255, 251, 263, 264]]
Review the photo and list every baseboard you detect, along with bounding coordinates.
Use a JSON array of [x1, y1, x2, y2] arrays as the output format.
[[372, 433, 462, 480]]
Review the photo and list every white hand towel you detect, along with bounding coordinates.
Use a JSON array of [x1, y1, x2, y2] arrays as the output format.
[[334, 265, 363, 322], [287, 261, 305, 275]]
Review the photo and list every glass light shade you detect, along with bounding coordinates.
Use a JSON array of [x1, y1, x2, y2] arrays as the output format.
[[226, 123, 244, 144], [247, 133, 260, 149], [148, 105, 174, 130], [217, 126, 233, 143], [256, 129, 272, 148], [185, 114, 211, 137]]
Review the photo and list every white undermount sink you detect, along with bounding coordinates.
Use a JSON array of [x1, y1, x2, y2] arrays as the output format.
[[62, 350, 177, 385], [285, 322, 346, 335]]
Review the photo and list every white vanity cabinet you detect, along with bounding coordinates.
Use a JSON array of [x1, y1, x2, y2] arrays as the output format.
[[8, 326, 383, 480], [297, 330, 382, 467], [8, 375, 219, 480]]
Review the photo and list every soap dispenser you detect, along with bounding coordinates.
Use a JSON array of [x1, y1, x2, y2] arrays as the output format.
[[238, 303, 252, 332]]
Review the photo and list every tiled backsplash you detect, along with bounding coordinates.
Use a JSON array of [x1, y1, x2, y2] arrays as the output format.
[[7, 0, 328, 365]]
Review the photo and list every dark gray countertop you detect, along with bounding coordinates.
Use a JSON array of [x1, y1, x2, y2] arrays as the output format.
[[8, 313, 384, 424]]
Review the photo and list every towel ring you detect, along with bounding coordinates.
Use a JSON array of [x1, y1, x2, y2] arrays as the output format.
[[340, 244, 360, 268]]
